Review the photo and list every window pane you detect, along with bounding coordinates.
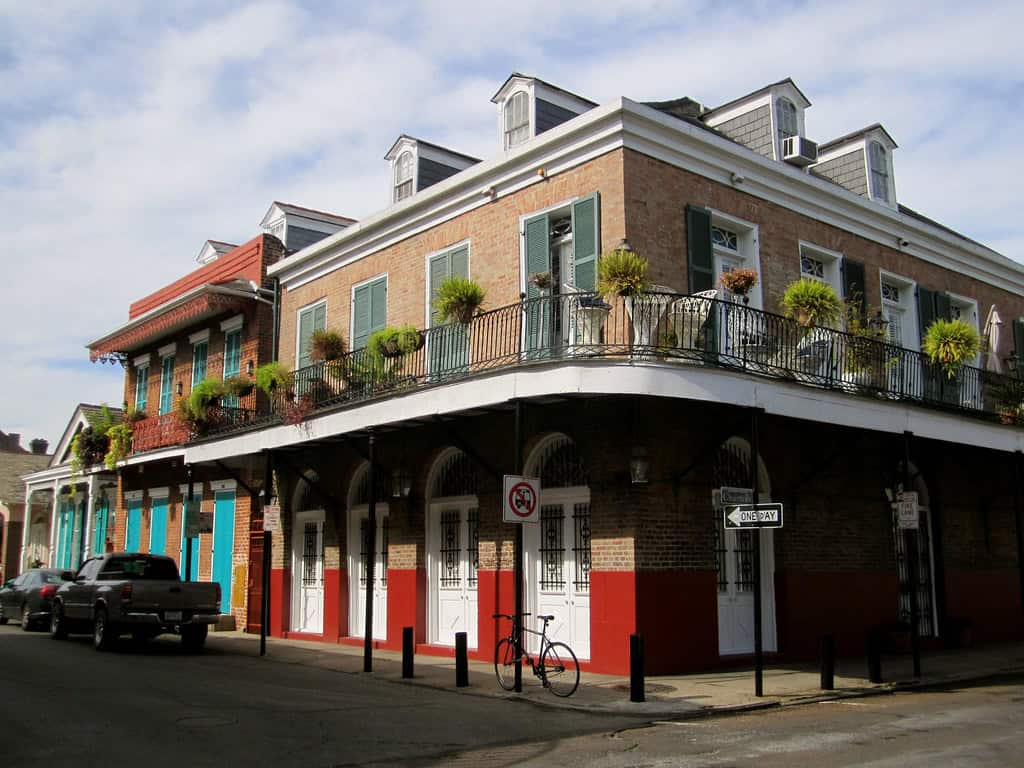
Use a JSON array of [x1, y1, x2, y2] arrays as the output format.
[[158, 356, 174, 415], [192, 341, 208, 387]]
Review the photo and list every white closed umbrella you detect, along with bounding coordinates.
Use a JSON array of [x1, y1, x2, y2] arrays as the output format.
[[983, 304, 1002, 373]]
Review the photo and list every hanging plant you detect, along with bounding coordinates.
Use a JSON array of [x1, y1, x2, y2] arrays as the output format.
[[720, 267, 758, 297], [104, 424, 133, 470], [368, 324, 426, 358], [255, 362, 293, 397], [597, 246, 650, 299], [780, 278, 842, 328], [528, 271, 552, 291], [434, 277, 486, 324], [186, 379, 228, 422], [309, 329, 346, 362], [923, 318, 980, 378], [71, 426, 110, 477], [223, 375, 255, 398]]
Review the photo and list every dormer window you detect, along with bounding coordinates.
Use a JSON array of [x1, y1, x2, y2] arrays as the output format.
[[776, 97, 798, 148], [869, 141, 890, 203], [504, 91, 530, 149], [394, 151, 414, 202]]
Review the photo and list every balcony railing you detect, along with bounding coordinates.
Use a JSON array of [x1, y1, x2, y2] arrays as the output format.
[[197, 291, 1023, 440], [132, 390, 259, 452]]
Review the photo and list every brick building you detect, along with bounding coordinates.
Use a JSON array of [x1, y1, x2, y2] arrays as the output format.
[[0, 433, 51, 582], [87, 74, 1024, 674]]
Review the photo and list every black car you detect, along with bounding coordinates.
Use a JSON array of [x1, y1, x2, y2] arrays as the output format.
[[0, 569, 75, 630]]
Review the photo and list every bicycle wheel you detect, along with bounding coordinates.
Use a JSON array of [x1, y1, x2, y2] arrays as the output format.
[[540, 641, 579, 697], [494, 638, 517, 691]]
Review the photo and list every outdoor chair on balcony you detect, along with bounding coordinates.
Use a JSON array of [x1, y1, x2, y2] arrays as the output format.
[[670, 289, 719, 357], [792, 327, 835, 382]]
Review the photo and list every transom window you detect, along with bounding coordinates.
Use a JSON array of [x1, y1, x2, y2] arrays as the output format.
[[394, 151, 413, 202], [504, 91, 530, 149], [869, 141, 890, 203], [881, 282, 900, 304], [711, 226, 738, 251], [800, 253, 825, 280]]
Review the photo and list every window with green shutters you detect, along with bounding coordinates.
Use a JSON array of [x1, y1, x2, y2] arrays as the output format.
[[158, 355, 174, 415], [224, 330, 241, 378], [296, 300, 327, 369], [192, 341, 208, 387], [352, 278, 387, 351], [134, 365, 149, 412], [429, 244, 470, 374]]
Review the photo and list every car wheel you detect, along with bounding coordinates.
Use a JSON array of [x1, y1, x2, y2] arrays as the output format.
[[50, 603, 68, 640], [21, 604, 32, 631], [0, 606, 8, 625], [93, 608, 117, 651], [181, 624, 207, 653]]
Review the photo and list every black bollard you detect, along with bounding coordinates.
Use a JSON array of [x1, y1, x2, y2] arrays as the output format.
[[455, 632, 469, 688], [820, 634, 835, 691], [630, 633, 645, 703], [402, 627, 414, 679], [866, 627, 883, 684]]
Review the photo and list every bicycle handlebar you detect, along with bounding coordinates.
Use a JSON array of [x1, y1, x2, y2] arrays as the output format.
[[492, 612, 531, 620]]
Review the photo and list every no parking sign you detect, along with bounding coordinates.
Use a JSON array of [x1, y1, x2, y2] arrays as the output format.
[[503, 475, 540, 524]]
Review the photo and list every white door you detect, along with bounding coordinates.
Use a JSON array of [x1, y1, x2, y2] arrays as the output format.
[[349, 505, 388, 640], [524, 492, 591, 659], [429, 503, 479, 648], [291, 515, 324, 634], [715, 507, 776, 655]]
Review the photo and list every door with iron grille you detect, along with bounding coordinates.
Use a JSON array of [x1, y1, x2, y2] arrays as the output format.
[[348, 505, 388, 640], [892, 505, 937, 637], [524, 492, 592, 659], [428, 503, 479, 647], [292, 513, 324, 634]]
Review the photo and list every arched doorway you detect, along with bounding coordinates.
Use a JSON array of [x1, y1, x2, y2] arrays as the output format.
[[712, 436, 777, 655], [891, 462, 937, 637], [523, 434, 591, 659], [290, 470, 325, 634], [426, 449, 480, 648], [347, 463, 388, 640]]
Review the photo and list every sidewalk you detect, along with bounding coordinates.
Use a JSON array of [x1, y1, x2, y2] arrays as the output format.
[[207, 631, 1024, 718]]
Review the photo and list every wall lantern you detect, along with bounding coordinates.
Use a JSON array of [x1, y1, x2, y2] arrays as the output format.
[[1006, 349, 1020, 377], [175, 381, 183, 396], [391, 462, 413, 499], [246, 359, 255, 376], [629, 446, 650, 485]]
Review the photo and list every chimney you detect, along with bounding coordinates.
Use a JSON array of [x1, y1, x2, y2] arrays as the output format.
[[4, 432, 21, 451], [30, 438, 49, 455]]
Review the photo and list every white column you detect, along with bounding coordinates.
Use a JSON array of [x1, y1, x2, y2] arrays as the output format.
[[83, 475, 96, 560], [19, 484, 35, 573], [48, 481, 60, 567]]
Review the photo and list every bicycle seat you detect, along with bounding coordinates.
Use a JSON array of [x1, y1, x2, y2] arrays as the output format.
[[537, 614, 555, 621]]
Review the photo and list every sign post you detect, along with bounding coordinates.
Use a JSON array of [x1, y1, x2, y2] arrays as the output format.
[[262, 504, 281, 533], [503, 475, 541, 524]]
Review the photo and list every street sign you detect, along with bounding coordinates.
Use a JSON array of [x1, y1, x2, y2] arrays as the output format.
[[503, 475, 540, 524], [263, 504, 281, 533], [185, 498, 200, 539], [897, 491, 919, 530], [723, 502, 784, 530], [714, 486, 753, 509]]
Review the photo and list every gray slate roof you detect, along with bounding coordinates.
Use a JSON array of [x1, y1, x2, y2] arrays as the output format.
[[0, 451, 51, 505]]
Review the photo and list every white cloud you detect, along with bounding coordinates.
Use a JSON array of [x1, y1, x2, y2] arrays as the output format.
[[2, 0, 1022, 445]]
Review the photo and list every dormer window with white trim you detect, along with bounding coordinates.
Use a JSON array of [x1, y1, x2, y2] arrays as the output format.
[[394, 151, 414, 202], [776, 97, 798, 147], [868, 141, 890, 203], [504, 91, 530, 149]]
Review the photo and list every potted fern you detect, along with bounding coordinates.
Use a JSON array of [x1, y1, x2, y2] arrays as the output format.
[[434, 277, 486, 324], [923, 318, 980, 379], [255, 362, 293, 398], [368, 324, 425, 358], [310, 329, 346, 362], [781, 279, 843, 329], [597, 244, 657, 348]]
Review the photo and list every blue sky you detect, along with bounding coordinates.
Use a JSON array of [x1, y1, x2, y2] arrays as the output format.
[[1, 0, 1022, 448]]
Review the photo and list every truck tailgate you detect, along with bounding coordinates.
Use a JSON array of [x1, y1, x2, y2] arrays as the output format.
[[128, 582, 220, 614]]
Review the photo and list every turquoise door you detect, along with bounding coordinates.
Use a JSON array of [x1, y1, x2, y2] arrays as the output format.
[[180, 495, 200, 580], [125, 499, 142, 551], [150, 497, 168, 555], [58, 500, 73, 569], [213, 490, 235, 614], [93, 497, 109, 555]]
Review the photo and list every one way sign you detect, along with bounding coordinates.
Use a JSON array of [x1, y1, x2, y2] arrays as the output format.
[[724, 503, 784, 530]]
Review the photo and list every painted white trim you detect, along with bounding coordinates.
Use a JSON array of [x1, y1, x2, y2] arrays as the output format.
[[119, 446, 186, 467], [295, 298, 328, 368], [710, 209, 762, 310], [220, 314, 244, 333], [178, 483, 205, 495], [210, 479, 237, 492], [349, 273, 389, 348], [798, 240, 844, 300], [123, 490, 144, 502], [133, 354, 152, 368], [880, 269, 919, 350], [147, 487, 170, 499], [189, 329, 211, 345], [948, 292, 982, 366], [158, 342, 177, 359]]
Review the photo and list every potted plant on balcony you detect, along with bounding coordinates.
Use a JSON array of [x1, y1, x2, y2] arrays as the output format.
[[310, 329, 346, 362], [104, 423, 133, 470], [780, 279, 843, 376], [923, 318, 980, 379], [434, 277, 486, 324], [528, 271, 552, 295], [223, 375, 255, 398], [842, 300, 892, 392], [720, 267, 758, 305], [598, 243, 657, 348], [255, 362, 293, 398], [368, 324, 425, 358], [993, 379, 1024, 424]]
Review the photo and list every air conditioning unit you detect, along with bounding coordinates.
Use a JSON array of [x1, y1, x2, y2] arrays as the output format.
[[783, 136, 818, 167]]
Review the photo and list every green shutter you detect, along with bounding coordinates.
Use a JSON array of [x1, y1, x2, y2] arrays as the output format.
[[370, 278, 387, 335], [917, 286, 937, 342], [1013, 319, 1024, 378], [313, 302, 327, 333], [571, 193, 600, 291], [686, 205, 713, 293], [935, 292, 952, 322], [429, 254, 449, 324], [352, 285, 371, 350], [450, 245, 469, 280], [297, 306, 315, 367], [841, 258, 867, 319], [524, 214, 551, 356]]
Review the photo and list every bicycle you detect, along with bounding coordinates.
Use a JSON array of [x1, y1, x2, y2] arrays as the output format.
[[493, 612, 580, 697]]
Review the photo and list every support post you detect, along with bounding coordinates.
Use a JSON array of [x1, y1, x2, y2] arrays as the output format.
[[455, 632, 469, 687], [402, 627, 414, 679], [866, 627, 883, 683], [185, 465, 195, 583], [513, 400, 524, 694], [820, 634, 835, 690], [630, 634, 645, 703], [1015, 451, 1024, 615], [260, 451, 273, 658], [364, 432, 377, 673], [751, 407, 764, 697], [903, 431, 921, 678]]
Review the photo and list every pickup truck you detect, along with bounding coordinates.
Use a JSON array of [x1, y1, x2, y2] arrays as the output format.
[[51, 553, 221, 651]]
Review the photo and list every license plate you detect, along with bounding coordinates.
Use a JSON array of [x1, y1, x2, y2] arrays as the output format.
[[165, 610, 183, 622]]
